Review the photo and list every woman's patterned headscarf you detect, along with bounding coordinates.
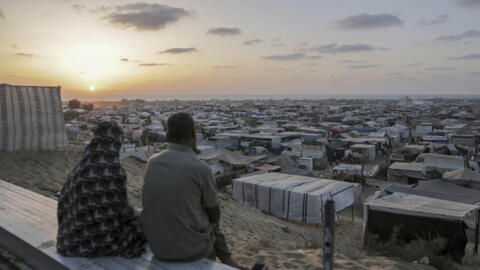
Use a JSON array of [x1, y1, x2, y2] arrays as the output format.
[[57, 121, 145, 258]]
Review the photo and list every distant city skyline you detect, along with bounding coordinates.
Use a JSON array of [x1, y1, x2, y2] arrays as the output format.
[[1, 0, 480, 98]]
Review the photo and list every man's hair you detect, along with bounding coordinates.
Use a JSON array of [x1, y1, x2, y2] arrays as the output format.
[[166, 112, 196, 143]]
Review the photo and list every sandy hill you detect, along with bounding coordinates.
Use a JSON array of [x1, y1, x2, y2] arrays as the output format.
[[1, 147, 479, 269]]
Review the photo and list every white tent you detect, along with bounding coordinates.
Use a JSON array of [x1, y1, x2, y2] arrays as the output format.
[[363, 192, 478, 262], [0, 84, 66, 151], [388, 162, 427, 184], [415, 153, 465, 171], [365, 192, 477, 222], [232, 172, 361, 224]]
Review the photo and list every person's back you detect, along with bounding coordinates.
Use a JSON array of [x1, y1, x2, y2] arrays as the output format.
[[140, 112, 241, 268], [142, 143, 218, 260]]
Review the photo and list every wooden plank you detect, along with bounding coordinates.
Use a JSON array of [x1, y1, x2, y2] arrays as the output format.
[[0, 192, 58, 222], [0, 179, 236, 270], [0, 180, 58, 208]]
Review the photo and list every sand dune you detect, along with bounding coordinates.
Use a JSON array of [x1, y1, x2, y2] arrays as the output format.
[[1, 147, 479, 269]]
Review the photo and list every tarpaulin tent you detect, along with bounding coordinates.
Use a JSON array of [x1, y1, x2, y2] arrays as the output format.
[[388, 162, 427, 184], [232, 172, 361, 224], [383, 180, 480, 205], [199, 149, 267, 165], [0, 84, 66, 151], [415, 153, 465, 171], [364, 193, 477, 263], [443, 168, 480, 189], [333, 163, 379, 178]]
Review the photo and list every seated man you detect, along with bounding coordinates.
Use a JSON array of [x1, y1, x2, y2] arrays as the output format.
[[141, 112, 242, 268]]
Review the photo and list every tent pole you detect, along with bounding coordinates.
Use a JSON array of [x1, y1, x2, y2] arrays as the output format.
[[475, 208, 479, 256], [323, 200, 335, 270], [351, 204, 354, 223]]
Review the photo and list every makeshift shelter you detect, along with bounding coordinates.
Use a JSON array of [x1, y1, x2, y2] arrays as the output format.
[[364, 193, 478, 263], [333, 163, 380, 178], [350, 144, 376, 161], [199, 149, 267, 166], [415, 153, 465, 171], [199, 149, 267, 175], [0, 84, 66, 151], [383, 180, 480, 205], [443, 168, 480, 190], [232, 173, 361, 224], [403, 145, 425, 161], [388, 162, 427, 184]]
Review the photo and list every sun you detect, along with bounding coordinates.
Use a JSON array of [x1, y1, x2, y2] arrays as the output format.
[[89, 85, 95, 92]]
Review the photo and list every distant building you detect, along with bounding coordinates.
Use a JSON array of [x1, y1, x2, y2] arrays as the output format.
[[397, 96, 413, 107]]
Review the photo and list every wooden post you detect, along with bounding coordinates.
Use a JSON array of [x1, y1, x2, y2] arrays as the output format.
[[351, 204, 354, 223], [475, 209, 479, 256], [323, 200, 335, 270]]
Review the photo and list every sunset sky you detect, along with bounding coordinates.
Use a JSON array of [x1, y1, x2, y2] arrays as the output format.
[[1, 0, 480, 99]]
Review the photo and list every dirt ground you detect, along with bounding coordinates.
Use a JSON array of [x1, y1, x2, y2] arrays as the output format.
[[1, 147, 480, 269]]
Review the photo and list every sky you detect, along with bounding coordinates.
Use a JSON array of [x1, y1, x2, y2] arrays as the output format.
[[0, 0, 480, 100]]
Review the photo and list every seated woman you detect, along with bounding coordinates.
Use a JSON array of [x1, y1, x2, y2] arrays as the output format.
[[56, 121, 145, 258]]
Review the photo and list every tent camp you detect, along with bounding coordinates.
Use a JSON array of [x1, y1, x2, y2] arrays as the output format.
[[0, 84, 66, 151], [232, 172, 361, 224], [364, 192, 478, 263], [443, 168, 480, 190]]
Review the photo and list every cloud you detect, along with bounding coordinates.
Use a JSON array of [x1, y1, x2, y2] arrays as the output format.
[[349, 64, 383, 69], [339, 59, 365, 63], [468, 71, 480, 76], [436, 30, 480, 41], [120, 58, 129, 62], [450, 53, 480, 60], [271, 37, 286, 47], [213, 65, 239, 69], [403, 62, 423, 67], [206, 27, 241, 36], [11, 43, 18, 48], [244, 39, 263, 46], [138, 62, 171, 67], [72, 4, 86, 12], [14, 53, 35, 57], [309, 43, 388, 54], [262, 53, 306, 61], [334, 13, 403, 29], [89, 5, 113, 13], [308, 55, 323, 60], [103, 3, 190, 31], [457, 0, 480, 7], [159, 47, 197, 54], [419, 14, 449, 25], [0, 9, 5, 20], [426, 67, 455, 70]]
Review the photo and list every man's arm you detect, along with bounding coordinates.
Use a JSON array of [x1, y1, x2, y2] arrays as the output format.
[[201, 167, 220, 223], [205, 205, 220, 224]]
